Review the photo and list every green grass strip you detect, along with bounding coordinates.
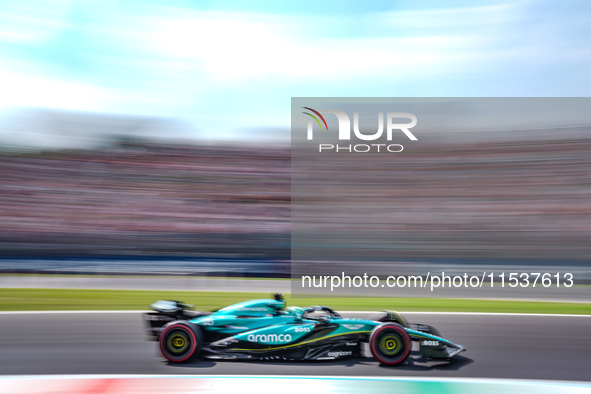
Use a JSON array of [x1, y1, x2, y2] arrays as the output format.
[[0, 274, 290, 280], [0, 288, 589, 314]]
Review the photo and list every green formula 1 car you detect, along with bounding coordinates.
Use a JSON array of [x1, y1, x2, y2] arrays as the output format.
[[144, 294, 465, 365]]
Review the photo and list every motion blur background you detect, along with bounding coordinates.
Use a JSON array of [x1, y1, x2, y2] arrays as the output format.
[[0, 1, 590, 282], [291, 98, 591, 296]]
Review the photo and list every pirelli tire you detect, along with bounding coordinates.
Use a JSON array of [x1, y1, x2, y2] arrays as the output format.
[[369, 323, 412, 365], [159, 321, 203, 363]]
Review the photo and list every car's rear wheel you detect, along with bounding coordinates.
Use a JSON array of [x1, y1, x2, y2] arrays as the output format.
[[159, 321, 203, 363], [369, 323, 411, 365]]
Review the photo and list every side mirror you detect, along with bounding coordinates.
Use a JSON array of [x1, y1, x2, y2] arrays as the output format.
[[273, 293, 285, 301]]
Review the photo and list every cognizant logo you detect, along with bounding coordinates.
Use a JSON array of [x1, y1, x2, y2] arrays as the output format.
[[247, 333, 292, 343], [302, 107, 418, 153]]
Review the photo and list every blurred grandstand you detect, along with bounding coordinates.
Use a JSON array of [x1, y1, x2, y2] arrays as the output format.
[[0, 109, 290, 275], [0, 109, 590, 278]]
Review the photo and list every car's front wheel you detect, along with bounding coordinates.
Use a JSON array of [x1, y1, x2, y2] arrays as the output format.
[[159, 321, 203, 363], [369, 323, 411, 365]]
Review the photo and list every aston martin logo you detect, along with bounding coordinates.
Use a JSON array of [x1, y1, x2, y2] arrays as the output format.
[[342, 324, 365, 330]]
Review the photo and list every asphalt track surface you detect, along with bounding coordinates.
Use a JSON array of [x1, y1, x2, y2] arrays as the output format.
[[0, 312, 589, 381]]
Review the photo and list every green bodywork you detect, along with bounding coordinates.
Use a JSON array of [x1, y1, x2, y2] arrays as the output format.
[[190, 298, 455, 348]]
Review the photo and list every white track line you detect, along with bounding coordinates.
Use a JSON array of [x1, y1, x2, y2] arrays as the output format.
[[0, 310, 147, 314], [0, 310, 588, 317], [0, 374, 589, 387]]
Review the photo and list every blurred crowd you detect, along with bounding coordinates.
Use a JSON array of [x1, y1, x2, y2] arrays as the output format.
[[292, 129, 591, 262], [1, 129, 590, 263], [0, 143, 290, 257]]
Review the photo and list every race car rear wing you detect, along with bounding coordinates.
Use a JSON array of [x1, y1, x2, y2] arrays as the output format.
[[144, 300, 211, 340]]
